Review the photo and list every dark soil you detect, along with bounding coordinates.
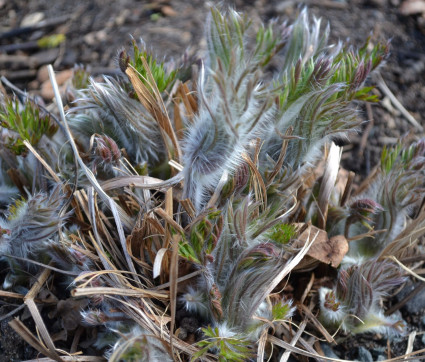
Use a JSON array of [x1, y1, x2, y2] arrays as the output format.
[[1, 0, 425, 360]]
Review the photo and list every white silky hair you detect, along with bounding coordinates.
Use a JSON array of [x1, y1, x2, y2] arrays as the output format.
[[68, 76, 163, 165], [182, 62, 275, 212]]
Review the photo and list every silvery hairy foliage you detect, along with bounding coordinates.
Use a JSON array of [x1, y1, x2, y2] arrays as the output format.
[[328, 140, 425, 261], [182, 8, 387, 212], [68, 76, 163, 167], [318, 140, 425, 334], [319, 259, 406, 334], [0, 5, 417, 361], [0, 185, 68, 288]]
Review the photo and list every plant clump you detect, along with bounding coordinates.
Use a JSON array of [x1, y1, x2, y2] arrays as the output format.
[[0, 6, 424, 362]]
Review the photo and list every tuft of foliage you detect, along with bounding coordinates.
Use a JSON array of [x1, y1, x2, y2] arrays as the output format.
[[0, 6, 424, 362], [0, 99, 58, 155], [123, 39, 178, 93], [192, 325, 254, 362], [266, 223, 297, 245]]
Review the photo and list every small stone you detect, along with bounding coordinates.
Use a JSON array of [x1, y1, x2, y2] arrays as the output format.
[[376, 355, 387, 361], [358, 346, 373, 362], [41, 69, 72, 101], [115, 9, 130, 26], [37, 65, 49, 83], [161, 5, 178, 17], [20, 12, 44, 27], [83, 32, 97, 46]]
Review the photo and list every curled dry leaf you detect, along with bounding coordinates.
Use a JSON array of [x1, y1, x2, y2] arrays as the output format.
[[294, 224, 349, 269]]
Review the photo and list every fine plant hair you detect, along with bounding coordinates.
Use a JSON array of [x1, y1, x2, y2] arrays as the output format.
[[319, 259, 406, 334], [0, 185, 68, 288], [182, 9, 277, 211], [68, 76, 163, 166], [1, 5, 424, 362], [328, 139, 425, 260]]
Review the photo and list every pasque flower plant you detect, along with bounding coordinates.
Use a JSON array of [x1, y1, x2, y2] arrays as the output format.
[[0, 5, 424, 362]]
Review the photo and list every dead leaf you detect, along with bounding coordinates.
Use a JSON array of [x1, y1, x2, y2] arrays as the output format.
[[294, 224, 348, 269], [308, 235, 348, 268]]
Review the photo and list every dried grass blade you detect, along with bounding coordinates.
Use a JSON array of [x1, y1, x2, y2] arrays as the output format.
[[0, 290, 25, 299], [385, 256, 425, 283], [0, 303, 26, 322], [173, 98, 184, 138], [71, 287, 168, 299], [299, 303, 335, 344], [73, 269, 143, 285], [317, 142, 341, 229], [154, 269, 203, 290], [279, 320, 308, 362], [270, 334, 425, 362], [375, 72, 423, 131], [180, 198, 196, 219], [206, 170, 228, 208], [100, 174, 183, 191], [23, 140, 80, 212], [340, 171, 355, 206], [154, 207, 185, 234], [24, 268, 62, 361], [87, 188, 119, 273], [257, 328, 269, 362], [126, 61, 182, 163], [300, 272, 315, 305], [9, 319, 61, 361], [169, 233, 180, 356], [177, 82, 197, 120], [23, 140, 61, 183], [405, 331, 416, 359], [183, 82, 197, 113]]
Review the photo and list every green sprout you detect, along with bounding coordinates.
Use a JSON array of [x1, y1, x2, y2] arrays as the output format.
[[192, 325, 254, 362], [266, 223, 297, 245], [125, 40, 177, 93], [0, 99, 58, 155]]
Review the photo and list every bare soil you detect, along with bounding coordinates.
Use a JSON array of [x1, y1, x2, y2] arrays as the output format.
[[1, 0, 425, 360]]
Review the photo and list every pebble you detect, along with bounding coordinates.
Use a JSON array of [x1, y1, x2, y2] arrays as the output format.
[[20, 12, 44, 27], [40, 69, 73, 101], [358, 346, 373, 362]]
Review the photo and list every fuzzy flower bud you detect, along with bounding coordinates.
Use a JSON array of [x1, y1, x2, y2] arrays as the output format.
[[319, 259, 406, 334]]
